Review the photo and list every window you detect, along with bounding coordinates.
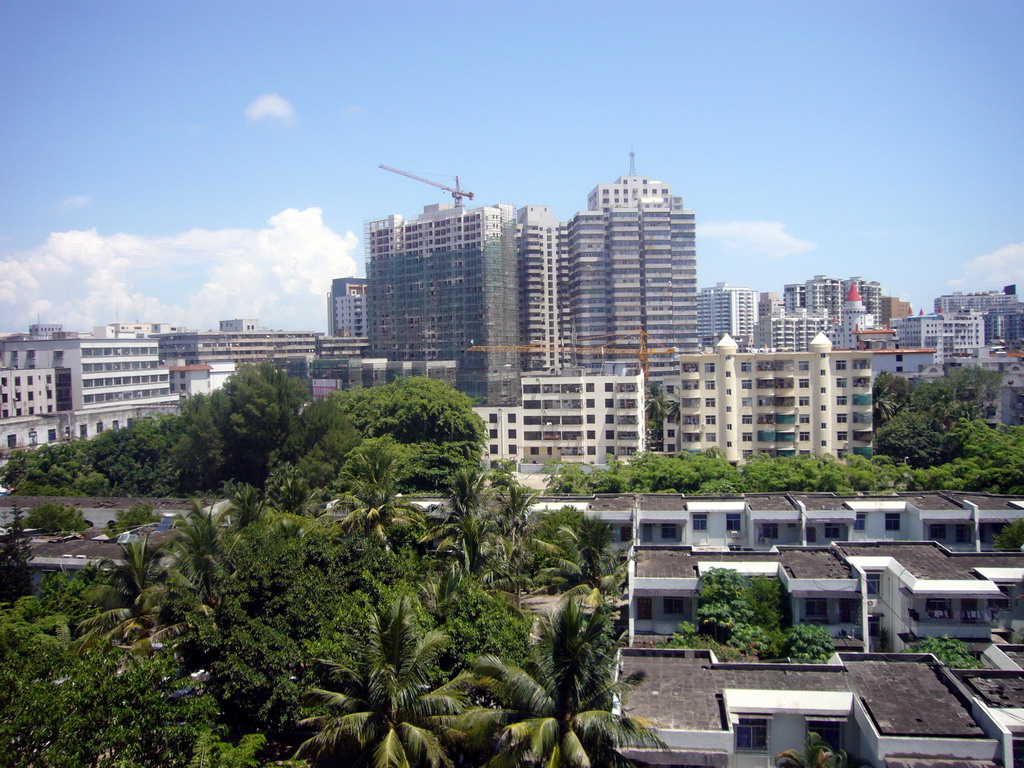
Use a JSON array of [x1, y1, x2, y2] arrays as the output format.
[[605, 382, 614, 392], [885, 513, 901, 531], [489, 445, 498, 455], [636, 597, 652, 620], [855, 513, 866, 531], [837, 431, 848, 441], [836, 378, 847, 388], [705, 398, 716, 407], [866, 573, 880, 594], [799, 431, 810, 441], [799, 378, 810, 388], [704, 381, 715, 390], [489, 429, 498, 438], [5, 434, 14, 448], [605, 398, 614, 407], [925, 598, 952, 619], [956, 524, 970, 543], [807, 720, 843, 752], [736, 717, 769, 752], [799, 414, 810, 424], [742, 414, 753, 424], [726, 513, 741, 532], [509, 445, 517, 454], [805, 598, 827, 621], [824, 524, 840, 539], [929, 524, 947, 540], [489, 413, 498, 424], [836, 395, 848, 406], [741, 379, 752, 390], [692, 514, 707, 531], [761, 523, 778, 540], [741, 397, 752, 407], [705, 415, 716, 425], [740, 361, 753, 372], [704, 363, 715, 373], [508, 413, 517, 423], [663, 597, 686, 615], [605, 414, 615, 424], [605, 430, 614, 440], [799, 360, 810, 371], [661, 524, 678, 540]]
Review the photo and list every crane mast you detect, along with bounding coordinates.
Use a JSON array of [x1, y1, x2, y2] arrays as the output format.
[[378, 164, 475, 208]]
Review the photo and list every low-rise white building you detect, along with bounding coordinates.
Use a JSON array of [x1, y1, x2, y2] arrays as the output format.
[[894, 311, 985, 364], [475, 368, 645, 466], [167, 362, 236, 397]]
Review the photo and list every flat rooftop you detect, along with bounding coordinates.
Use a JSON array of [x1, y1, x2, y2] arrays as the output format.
[[638, 494, 688, 511]]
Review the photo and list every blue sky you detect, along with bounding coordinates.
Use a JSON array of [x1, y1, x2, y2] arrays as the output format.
[[1, 1, 1022, 332]]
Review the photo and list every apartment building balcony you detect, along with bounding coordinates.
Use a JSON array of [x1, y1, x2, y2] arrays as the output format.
[[775, 413, 797, 425], [680, 398, 701, 410], [757, 430, 776, 442], [852, 394, 873, 406], [852, 378, 871, 389]]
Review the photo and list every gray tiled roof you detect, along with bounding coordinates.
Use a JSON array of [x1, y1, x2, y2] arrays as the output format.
[[778, 548, 853, 579], [837, 542, 1024, 580], [638, 494, 688, 511], [621, 651, 988, 739], [634, 548, 780, 579]]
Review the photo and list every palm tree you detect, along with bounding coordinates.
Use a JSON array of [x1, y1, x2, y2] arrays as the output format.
[[336, 442, 421, 543], [266, 463, 322, 517], [296, 596, 466, 767], [776, 732, 859, 768], [543, 516, 627, 607], [78, 534, 170, 652], [224, 482, 268, 530], [464, 598, 661, 767], [169, 500, 229, 607], [488, 484, 547, 605], [445, 466, 491, 521]]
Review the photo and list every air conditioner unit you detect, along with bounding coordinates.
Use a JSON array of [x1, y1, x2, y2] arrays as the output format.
[[729, 530, 740, 539], [866, 598, 878, 610], [759, 537, 769, 544]]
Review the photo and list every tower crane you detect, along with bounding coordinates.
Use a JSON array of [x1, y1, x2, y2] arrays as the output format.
[[378, 164, 475, 207], [467, 328, 677, 381]]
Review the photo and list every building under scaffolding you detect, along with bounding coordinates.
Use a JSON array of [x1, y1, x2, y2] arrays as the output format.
[[366, 203, 520, 405]]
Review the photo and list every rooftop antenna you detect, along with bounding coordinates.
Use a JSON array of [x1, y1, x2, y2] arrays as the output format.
[[629, 147, 636, 176]]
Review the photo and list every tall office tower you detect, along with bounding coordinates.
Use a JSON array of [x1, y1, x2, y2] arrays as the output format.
[[698, 282, 758, 348], [759, 292, 783, 319], [564, 172, 697, 379], [517, 206, 568, 371], [327, 277, 368, 337], [879, 296, 912, 328], [784, 275, 883, 320], [366, 202, 520, 405]]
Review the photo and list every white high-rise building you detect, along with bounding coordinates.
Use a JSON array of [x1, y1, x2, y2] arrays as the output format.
[[934, 288, 1019, 314], [698, 282, 757, 348], [565, 171, 697, 379], [517, 206, 568, 372], [894, 311, 985, 364], [328, 277, 368, 338], [785, 275, 883, 320], [754, 309, 832, 351]]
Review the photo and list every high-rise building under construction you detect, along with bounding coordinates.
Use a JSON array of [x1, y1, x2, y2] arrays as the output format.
[[365, 202, 520, 405]]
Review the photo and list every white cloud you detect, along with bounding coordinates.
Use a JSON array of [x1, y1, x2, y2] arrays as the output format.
[[0, 208, 358, 333], [698, 220, 816, 259], [245, 94, 296, 126], [343, 105, 366, 118], [57, 195, 92, 212], [956, 242, 1024, 289]]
